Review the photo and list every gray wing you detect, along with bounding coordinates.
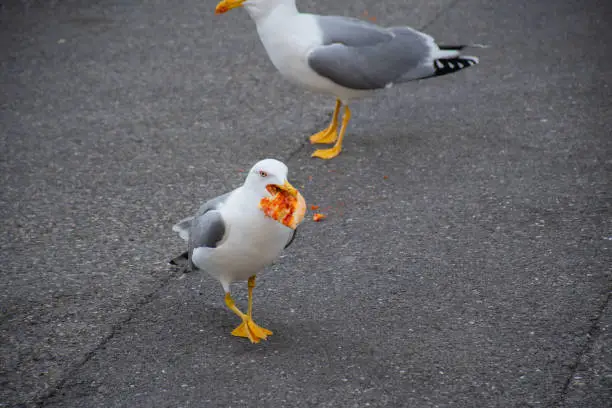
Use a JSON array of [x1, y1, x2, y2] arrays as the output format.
[[172, 191, 232, 242], [308, 16, 436, 90], [169, 210, 226, 271], [186, 210, 226, 271], [188, 210, 226, 252], [170, 191, 231, 270]]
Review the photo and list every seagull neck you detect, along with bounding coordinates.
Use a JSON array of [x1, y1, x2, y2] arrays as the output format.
[[246, 1, 298, 24]]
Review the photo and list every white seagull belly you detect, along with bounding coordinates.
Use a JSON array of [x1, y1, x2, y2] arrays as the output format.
[[198, 212, 291, 283]]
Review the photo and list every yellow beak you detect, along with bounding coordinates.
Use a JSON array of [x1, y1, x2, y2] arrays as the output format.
[[278, 180, 298, 197], [215, 0, 246, 14]]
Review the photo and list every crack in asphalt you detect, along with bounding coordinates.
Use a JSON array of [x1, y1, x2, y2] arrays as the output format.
[[552, 288, 612, 407], [34, 271, 178, 408], [285, 139, 308, 163]]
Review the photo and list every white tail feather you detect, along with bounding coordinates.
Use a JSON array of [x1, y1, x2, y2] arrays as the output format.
[[433, 48, 461, 59]]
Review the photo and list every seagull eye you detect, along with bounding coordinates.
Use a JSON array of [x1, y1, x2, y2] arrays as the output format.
[[258, 170, 268, 178]]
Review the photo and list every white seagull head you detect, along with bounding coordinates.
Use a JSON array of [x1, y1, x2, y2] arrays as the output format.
[[243, 158, 297, 199]]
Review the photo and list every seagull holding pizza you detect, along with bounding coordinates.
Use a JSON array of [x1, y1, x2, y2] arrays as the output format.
[[215, 0, 481, 159], [170, 158, 306, 343]]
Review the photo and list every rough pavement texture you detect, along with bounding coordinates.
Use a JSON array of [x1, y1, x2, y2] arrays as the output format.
[[1, 0, 611, 407]]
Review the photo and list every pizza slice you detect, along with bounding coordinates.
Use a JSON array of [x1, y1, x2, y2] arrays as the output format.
[[259, 184, 306, 229]]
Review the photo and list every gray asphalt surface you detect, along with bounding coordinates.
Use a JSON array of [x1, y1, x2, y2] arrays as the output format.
[[1, 0, 611, 407]]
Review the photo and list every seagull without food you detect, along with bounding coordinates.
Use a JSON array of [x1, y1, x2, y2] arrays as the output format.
[[215, 0, 483, 159]]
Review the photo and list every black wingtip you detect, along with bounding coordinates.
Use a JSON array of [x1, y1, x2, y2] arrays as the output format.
[[433, 56, 479, 77], [438, 45, 467, 51], [169, 251, 189, 266]]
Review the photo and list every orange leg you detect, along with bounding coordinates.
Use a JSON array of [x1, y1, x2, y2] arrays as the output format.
[[311, 105, 351, 160], [224, 276, 272, 343], [309, 99, 341, 144]]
